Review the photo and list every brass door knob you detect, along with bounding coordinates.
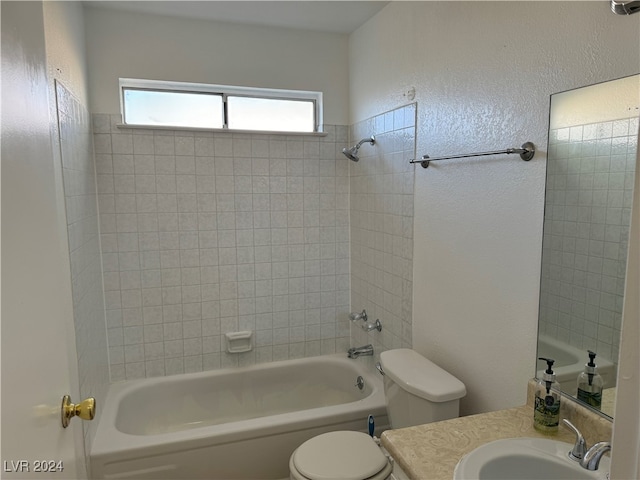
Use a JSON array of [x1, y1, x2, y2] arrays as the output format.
[[61, 395, 95, 428]]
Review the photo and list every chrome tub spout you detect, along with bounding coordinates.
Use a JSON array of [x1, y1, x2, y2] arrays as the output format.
[[347, 344, 374, 359]]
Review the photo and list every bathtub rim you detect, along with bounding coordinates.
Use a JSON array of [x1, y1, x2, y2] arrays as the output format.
[[91, 353, 387, 462]]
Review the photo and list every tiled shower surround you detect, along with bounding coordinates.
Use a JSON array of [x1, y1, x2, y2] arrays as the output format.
[[93, 116, 352, 380], [540, 116, 638, 363], [349, 104, 416, 353]]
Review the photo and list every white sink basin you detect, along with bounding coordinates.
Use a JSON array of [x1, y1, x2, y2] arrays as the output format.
[[453, 438, 610, 480]]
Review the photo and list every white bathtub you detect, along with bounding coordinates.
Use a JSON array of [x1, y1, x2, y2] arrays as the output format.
[[537, 335, 616, 395], [90, 354, 388, 479]]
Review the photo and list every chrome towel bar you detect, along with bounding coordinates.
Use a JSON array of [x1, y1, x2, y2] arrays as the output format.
[[410, 142, 535, 169]]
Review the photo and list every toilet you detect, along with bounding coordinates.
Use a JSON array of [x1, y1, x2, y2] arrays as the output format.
[[289, 348, 466, 480]]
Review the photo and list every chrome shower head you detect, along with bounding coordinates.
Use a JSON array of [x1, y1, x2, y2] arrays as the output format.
[[342, 147, 360, 162], [611, 0, 640, 14], [342, 136, 375, 162]]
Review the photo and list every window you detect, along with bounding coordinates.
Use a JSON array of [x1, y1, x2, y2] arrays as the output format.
[[120, 78, 322, 133], [226, 96, 315, 132], [122, 89, 224, 129]]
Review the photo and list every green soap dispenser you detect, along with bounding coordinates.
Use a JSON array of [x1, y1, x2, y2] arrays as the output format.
[[577, 350, 604, 410], [534, 357, 561, 434]]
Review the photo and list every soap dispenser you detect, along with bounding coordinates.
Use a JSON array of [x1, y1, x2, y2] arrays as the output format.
[[577, 350, 604, 410], [534, 357, 561, 434]]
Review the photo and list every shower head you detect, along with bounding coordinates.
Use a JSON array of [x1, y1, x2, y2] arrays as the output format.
[[342, 136, 375, 162], [611, 0, 640, 14], [342, 147, 361, 162]]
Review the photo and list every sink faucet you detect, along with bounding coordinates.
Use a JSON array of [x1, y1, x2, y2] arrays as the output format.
[[347, 344, 374, 359], [562, 419, 611, 471], [580, 442, 611, 471]]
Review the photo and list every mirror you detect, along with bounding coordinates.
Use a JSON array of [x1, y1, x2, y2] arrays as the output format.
[[537, 74, 640, 419]]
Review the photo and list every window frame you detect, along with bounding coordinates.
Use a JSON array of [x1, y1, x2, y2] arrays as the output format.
[[119, 78, 323, 133]]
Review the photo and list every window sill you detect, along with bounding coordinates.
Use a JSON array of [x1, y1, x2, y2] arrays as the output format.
[[116, 123, 328, 137]]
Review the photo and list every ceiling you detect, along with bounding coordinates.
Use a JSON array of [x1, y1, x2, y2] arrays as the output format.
[[85, 1, 389, 34]]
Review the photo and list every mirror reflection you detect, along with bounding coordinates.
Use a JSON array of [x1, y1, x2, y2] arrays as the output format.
[[537, 74, 640, 418]]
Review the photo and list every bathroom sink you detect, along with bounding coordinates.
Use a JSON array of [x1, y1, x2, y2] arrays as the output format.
[[453, 438, 610, 480]]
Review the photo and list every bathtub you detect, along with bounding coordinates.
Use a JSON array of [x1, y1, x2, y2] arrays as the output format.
[[90, 354, 388, 479], [537, 334, 616, 395]]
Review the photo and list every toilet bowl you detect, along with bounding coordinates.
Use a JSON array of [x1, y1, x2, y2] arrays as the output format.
[[289, 348, 466, 480]]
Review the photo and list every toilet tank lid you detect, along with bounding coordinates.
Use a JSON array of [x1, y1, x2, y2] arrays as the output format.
[[380, 349, 466, 402]]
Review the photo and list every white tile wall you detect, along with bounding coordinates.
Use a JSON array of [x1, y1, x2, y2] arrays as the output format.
[[540, 116, 639, 363], [93, 116, 351, 379], [56, 83, 110, 453], [349, 104, 417, 356]]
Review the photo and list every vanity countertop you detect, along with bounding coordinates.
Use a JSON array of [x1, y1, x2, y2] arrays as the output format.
[[380, 405, 578, 480]]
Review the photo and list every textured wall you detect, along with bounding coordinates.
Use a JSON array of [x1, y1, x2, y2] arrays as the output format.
[[349, 1, 640, 414]]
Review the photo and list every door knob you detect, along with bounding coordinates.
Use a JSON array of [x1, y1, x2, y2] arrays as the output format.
[[61, 395, 95, 428]]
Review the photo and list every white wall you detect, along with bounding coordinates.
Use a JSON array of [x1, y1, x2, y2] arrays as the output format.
[[349, 1, 640, 415], [44, 1, 90, 106], [83, 6, 349, 125]]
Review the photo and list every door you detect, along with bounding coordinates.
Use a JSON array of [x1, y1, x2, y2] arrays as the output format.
[[1, 2, 85, 478]]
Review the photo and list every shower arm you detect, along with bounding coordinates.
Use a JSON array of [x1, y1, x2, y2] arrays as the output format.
[[355, 136, 375, 148], [611, 0, 640, 14]]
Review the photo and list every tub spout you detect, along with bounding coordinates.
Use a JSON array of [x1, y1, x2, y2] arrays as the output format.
[[347, 344, 374, 359]]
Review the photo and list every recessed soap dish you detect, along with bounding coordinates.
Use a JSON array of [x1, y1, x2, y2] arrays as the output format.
[[225, 331, 253, 353]]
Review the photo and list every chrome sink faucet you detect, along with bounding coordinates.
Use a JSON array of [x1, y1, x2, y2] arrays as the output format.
[[347, 344, 374, 359], [581, 442, 611, 471], [562, 419, 611, 471]]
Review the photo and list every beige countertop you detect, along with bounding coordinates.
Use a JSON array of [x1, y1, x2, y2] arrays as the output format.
[[381, 405, 579, 480]]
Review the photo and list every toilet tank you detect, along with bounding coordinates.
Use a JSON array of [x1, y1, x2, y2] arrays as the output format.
[[379, 349, 466, 429]]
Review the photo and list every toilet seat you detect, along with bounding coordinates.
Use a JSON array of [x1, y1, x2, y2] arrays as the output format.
[[289, 431, 392, 480]]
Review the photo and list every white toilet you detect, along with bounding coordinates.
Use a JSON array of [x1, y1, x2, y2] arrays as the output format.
[[289, 349, 466, 480]]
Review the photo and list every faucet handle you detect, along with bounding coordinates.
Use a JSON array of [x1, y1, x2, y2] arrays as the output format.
[[349, 309, 368, 322], [562, 419, 587, 461]]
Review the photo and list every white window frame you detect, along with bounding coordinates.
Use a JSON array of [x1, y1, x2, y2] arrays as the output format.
[[119, 78, 323, 133]]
